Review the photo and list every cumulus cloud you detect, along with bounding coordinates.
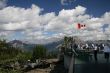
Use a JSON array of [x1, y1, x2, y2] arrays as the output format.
[[61, 0, 76, 5], [0, 4, 110, 44], [61, 0, 68, 5], [0, 0, 7, 9]]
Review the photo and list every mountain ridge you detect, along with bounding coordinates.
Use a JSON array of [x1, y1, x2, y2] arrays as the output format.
[[8, 39, 110, 52]]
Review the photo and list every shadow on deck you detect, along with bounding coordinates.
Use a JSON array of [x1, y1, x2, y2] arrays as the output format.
[[75, 63, 110, 73], [66, 53, 110, 73]]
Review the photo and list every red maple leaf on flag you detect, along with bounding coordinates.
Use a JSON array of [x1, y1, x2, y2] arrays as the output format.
[[77, 23, 86, 29]]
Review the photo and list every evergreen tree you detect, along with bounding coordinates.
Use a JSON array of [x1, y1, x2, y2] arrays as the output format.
[[32, 45, 47, 61]]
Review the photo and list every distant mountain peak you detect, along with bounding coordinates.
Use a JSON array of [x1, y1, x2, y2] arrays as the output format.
[[9, 40, 24, 44]]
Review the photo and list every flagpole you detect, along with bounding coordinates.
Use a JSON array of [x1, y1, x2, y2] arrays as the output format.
[[96, 30, 97, 40], [77, 23, 86, 41]]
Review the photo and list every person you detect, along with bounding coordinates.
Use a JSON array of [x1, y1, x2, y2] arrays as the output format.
[[103, 44, 110, 62], [100, 43, 104, 50], [86, 44, 89, 50], [81, 44, 84, 50], [73, 43, 78, 50], [93, 44, 98, 62], [92, 44, 95, 49]]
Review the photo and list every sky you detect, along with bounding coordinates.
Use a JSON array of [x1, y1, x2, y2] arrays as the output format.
[[0, 0, 110, 44]]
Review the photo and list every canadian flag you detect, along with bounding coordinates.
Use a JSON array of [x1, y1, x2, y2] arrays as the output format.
[[77, 23, 86, 29]]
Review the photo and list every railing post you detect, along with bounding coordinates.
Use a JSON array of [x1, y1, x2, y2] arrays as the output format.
[[68, 54, 75, 73]]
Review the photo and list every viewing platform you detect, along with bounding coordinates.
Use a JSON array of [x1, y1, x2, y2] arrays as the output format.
[[64, 50, 110, 73]]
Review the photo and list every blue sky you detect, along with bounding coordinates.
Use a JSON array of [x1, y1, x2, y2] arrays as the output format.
[[7, 0, 110, 17], [0, 0, 110, 44]]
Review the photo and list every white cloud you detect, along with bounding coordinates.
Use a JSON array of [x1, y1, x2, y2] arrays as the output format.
[[0, 4, 110, 44], [102, 12, 110, 24], [0, 21, 29, 31], [61, 0, 68, 5], [0, 31, 14, 40], [0, 0, 7, 9], [61, 0, 76, 5], [59, 6, 86, 17], [0, 4, 42, 30]]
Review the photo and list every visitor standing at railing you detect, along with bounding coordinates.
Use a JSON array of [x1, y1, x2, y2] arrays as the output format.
[[93, 44, 98, 62], [103, 44, 110, 62]]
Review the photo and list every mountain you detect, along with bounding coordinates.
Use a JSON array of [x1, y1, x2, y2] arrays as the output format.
[[8, 40, 36, 51], [86, 40, 110, 44], [44, 40, 63, 52], [8, 40, 63, 52], [8, 39, 110, 52]]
